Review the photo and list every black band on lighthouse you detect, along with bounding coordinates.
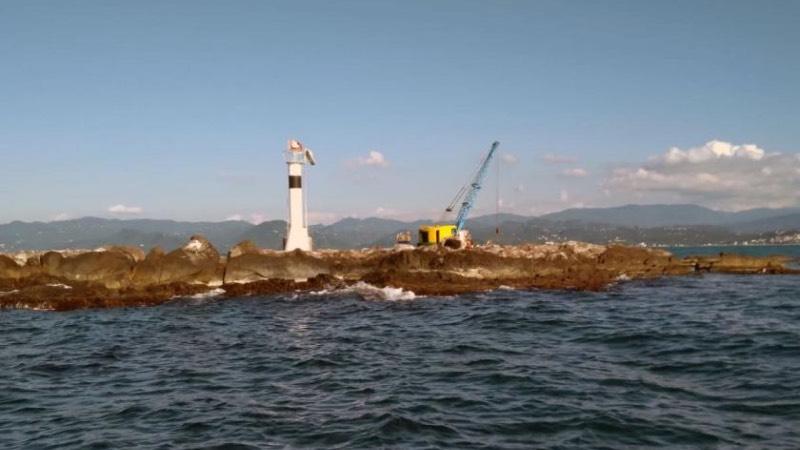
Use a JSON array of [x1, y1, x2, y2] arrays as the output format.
[[289, 175, 302, 189]]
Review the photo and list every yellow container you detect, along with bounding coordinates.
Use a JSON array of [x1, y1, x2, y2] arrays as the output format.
[[418, 224, 457, 245]]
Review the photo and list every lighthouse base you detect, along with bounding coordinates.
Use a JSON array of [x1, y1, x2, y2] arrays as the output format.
[[284, 227, 313, 252]]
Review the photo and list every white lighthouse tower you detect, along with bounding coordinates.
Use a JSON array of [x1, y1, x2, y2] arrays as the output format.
[[283, 139, 316, 251]]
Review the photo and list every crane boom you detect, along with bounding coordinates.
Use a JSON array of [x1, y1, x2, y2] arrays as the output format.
[[454, 141, 500, 232]]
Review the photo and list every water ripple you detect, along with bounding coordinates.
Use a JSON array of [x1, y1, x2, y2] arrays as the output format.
[[1, 274, 799, 449]]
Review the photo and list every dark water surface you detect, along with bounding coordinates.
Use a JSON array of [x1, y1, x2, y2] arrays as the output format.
[[2, 275, 799, 449]]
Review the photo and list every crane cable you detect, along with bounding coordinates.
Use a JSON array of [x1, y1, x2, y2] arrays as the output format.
[[442, 150, 489, 219], [495, 150, 500, 238]]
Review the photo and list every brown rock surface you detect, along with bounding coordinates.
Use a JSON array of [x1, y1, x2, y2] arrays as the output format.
[[0, 254, 23, 280], [686, 252, 795, 274], [41, 249, 137, 289], [224, 245, 330, 283], [132, 235, 224, 287]]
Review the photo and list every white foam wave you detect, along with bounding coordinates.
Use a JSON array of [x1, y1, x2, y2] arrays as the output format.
[[46, 283, 72, 290], [345, 282, 417, 301], [308, 282, 417, 301], [11, 303, 54, 311], [189, 288, 226, 299]]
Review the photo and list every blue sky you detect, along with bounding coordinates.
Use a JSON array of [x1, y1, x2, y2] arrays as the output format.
[[1, 0, 799, 223]]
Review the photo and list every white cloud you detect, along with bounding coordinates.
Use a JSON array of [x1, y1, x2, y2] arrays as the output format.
[[351, 150, 389, 168], [225, 213, 281, 224], [108, 204, 143, 214], [661, 140, 765, 164], [542, 153, 577, 164], [228, 211, 342, 225], [249, 213, 268, 224], [52, 213, 70, 221], [606, 140, 800, 210], [374, 206, 400, 217], [500, 153, 518, 164], [497, 198, 517, 209], [561, 168, 588, 177]]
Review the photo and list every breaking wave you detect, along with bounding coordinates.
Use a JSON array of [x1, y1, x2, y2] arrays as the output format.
[[188, 288, 226, 299], [310, 281, 417, 301]]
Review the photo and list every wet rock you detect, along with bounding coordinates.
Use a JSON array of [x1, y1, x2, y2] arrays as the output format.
[[222, 274, 341, 297], [687, 253, 794, 274], [0, 281, 212, 311]]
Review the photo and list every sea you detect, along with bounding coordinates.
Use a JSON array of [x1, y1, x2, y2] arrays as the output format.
[[1, 248, 799, 448]]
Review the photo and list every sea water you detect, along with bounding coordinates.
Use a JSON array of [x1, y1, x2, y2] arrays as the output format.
[[1, 274, 799, 449]]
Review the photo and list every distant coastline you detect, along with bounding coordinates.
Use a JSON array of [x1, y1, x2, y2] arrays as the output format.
[[667, 244, 800, 260], [2, 203, 800, 253]]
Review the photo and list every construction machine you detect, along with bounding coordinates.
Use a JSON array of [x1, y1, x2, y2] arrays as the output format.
[[418, 141, 500, 249]]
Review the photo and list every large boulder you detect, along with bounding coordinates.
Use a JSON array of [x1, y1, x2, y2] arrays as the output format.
[[224, 244, 329, 283], [98, 245, 146, 263], [39, 248, 139, 289], [227, 240, 260, 259], [131, 235, 224, 287], [40, 251, 64, 274], [0, 254, 23, 280]]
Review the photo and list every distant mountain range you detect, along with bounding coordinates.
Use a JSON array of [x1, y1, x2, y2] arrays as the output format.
[[1, 204, 799, 252], [539, 204, 800, 230]]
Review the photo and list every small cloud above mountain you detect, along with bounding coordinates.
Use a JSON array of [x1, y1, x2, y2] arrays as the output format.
[[108, 204, 143, 214]]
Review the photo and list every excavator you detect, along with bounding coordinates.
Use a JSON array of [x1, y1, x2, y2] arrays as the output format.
[[417, 141, 500, 249]]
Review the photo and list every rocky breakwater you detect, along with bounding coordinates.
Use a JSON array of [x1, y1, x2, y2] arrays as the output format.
[[1, 236, 797, 311], [0, 236, 227, 310], [223, 241, 692, 295]]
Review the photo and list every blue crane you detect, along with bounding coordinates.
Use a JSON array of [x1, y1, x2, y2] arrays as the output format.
[[447, 141, 500, 233]]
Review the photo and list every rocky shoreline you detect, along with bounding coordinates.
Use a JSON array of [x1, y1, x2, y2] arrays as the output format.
[[1, 235, 797, 311]]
